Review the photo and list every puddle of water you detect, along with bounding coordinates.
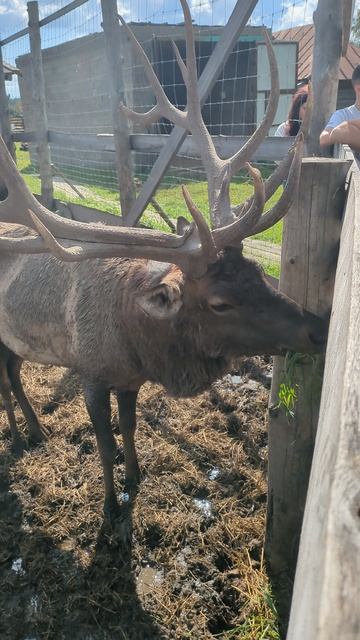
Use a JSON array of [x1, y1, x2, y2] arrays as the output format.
[[208, 467, 220, 481], [136, 565, 163, 597], [193, 498, 212, 519], [11, 558, 25, 576]]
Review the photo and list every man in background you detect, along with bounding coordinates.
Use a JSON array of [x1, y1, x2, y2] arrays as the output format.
[[320, 65, 360, 152]]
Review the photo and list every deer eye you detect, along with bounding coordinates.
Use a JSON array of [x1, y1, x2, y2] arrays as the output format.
[[210, 302, 234, 314]]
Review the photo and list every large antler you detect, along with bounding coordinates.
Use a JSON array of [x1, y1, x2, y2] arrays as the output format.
[[0, 0, 306, 274], [119, 1, 281, 230], [0, 136, 219, 276]]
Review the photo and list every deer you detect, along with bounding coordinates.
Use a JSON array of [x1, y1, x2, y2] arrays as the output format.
[[0, 0, 326, 520]]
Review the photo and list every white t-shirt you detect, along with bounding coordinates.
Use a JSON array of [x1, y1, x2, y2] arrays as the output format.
[[326, 104, 360, 129], [274, 122, 289, 137]]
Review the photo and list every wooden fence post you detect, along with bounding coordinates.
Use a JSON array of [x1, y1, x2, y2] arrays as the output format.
[[265, 159, 350, 584], [308, 0, 343, 156], [27, 0, 53, 209], [100, 0, 135, 219], [0, 43, 16, 160]]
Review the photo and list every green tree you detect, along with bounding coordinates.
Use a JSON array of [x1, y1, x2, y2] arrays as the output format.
[[351, 8, 360, 45]]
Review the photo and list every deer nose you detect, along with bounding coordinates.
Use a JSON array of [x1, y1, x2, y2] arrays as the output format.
[[307, 313, 328, 350]]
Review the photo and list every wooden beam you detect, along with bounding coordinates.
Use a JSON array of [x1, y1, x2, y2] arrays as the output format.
[[0, 0, 89, 45], [125, 0, 259, 227], [342, 0, 356, 55], [265, 159, 351, 588], [11, 130, 36, 143], [0, 43, 15, 160], [100, 0, 135, 217], [0, 27, 29, 48], [39, 0, 89, 27], [129, 133, 292, 161], [287, 158, 360, 640], [49, 130, 293, 161], [308, 0, 343, 156], [27, 1, 53, 208]]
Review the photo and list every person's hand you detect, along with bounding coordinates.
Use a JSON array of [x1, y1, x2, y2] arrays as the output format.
[[329, 120, 360, 150]]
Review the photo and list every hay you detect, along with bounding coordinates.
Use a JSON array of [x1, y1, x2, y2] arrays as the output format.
[[0, 357, 278, 639]]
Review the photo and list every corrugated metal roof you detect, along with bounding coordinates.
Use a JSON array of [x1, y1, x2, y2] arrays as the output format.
[[2, 61, 20, 79], [274, 24, 360, 81]]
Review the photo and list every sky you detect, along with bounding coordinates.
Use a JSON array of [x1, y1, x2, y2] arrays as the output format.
[[1, 0, 355, 38], [1, 0, 359, 96]]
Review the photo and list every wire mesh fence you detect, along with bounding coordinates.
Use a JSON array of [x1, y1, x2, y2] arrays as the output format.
[[1, 0, 316, 276]]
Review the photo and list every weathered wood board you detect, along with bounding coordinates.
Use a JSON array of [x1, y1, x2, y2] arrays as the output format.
[[287, 158, 360, 640]]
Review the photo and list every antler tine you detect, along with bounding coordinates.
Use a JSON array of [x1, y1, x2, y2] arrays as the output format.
[[172, 40, 188, 86], [248, 132, 304, 237], [118, 103, 162, 127], [233, 84, 311, 220], [0, 136, 44, 229], [28, 208, 210, 277], [212, 164, 265, 248], [181, 186, 217, 263], [118, 14, 186, 128], [233, 143, 295, 219], [229, 30, 279, 177]]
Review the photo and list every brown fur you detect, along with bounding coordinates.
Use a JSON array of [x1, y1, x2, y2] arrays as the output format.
[[0, 223, 326, 518]]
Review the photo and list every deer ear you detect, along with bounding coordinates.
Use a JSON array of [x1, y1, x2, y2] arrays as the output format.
[[136, 281, 183, 320]]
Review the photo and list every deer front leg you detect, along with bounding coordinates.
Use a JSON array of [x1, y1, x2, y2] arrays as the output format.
[[0, 358, 23, 455], [116, 390, 140, 490], [7, 354, 47, 444], [83, 381, 120, 519]]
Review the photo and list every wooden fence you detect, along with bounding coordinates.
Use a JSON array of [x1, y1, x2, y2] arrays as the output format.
[[285, 153, 360, 639]]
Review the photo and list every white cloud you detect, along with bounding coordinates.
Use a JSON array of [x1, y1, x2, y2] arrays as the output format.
[[279, 0, 317, 29], [0, 0, 27, 19], [190, 0, 212, 15]]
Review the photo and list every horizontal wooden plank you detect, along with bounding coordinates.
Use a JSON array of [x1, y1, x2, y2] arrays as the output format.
[[287, 155, 360, 640], [130, 134, 292, 161], [50, 130, 292, 161], [1, 27, 29, 47], [49, 130, 112, 151], [0, 0, 89, 45], [12, 131, 36, 143], [39, 0, 89, 27]]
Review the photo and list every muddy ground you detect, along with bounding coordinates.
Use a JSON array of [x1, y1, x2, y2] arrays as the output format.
[[0, 357, 279, 640]]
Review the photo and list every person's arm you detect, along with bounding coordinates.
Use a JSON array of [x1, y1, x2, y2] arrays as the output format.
[[319, 110, 342, 147], [328, 119, 360, 152], [319, 127, 333, 146]]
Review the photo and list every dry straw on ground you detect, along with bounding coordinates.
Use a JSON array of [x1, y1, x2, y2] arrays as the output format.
[[0, 358, 279, 639]]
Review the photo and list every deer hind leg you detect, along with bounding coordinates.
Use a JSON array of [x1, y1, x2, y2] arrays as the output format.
[[82, 381, 119, 519], [0, 350, 23, 455], [116, 390, 140, 490], [7, 354, 46, 444]]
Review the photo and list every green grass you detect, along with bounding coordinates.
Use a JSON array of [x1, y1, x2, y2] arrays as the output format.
[[220, 550, 280, 640], [16, 144, 282, 275]]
